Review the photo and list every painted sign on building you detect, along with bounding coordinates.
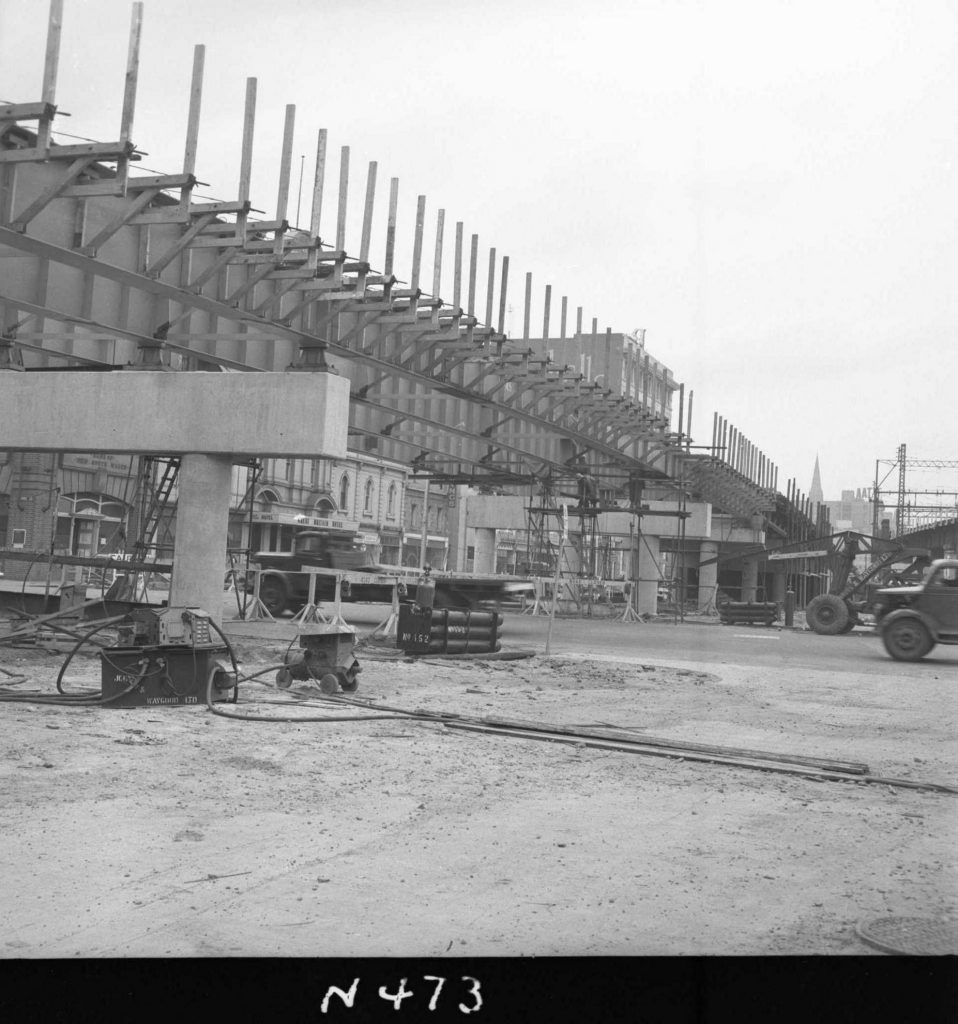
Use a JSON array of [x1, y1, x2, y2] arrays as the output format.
[[252, 511, 360, 533], [61, 454, 134, 474]]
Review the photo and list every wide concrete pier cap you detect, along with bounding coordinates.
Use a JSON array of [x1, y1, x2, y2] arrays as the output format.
[[0, 371, 351, 622], [0, 371, 350, 458]]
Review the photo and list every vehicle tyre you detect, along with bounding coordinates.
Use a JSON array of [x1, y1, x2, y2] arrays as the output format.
[[881, 617, 933, 662], [839, 617, 857, 634], [318, 673, 340, 695], [259, 576, 288, 617], [805, 594, 849, 635], [338, 672, 359, 693]]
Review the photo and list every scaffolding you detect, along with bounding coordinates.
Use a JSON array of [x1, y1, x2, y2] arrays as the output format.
[[523, 468, 691, 619]]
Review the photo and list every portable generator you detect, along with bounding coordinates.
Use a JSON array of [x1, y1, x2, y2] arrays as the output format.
[[100, 607, 236, 708], [275, 623, 361, 694]]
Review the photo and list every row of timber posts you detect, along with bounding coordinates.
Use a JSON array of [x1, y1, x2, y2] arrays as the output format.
[[0, 0, 752, 505], [0, 0, 709, 488], [235, 566, 402, 640]]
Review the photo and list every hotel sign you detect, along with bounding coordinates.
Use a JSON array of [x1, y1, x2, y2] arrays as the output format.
[[61, 454, 134, 475], [252, 511, 360, 532]]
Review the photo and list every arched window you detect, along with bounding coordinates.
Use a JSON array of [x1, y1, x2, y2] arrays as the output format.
[[256, 488, 280, 510], [363, 479, 374, 515], [338, 474, 350, 512], [411, 503, 420, 528], [386, 483, 397, 517]]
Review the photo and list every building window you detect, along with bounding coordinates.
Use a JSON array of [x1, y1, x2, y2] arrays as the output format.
[[339, 474, 350, 512], [411, 503, 420, 528], [256, 488, 280, 510], [386, 483, 397, 517], [363, 479, 374, 515]]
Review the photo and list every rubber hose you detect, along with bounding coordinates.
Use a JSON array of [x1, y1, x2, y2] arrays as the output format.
[[203, 663, 412, 724], [206, 617, 241, 704], [55, 616, 129, 694], [409, 647, 537, 662]]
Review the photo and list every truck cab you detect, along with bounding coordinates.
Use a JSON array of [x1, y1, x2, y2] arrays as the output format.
[[291, 530, 371, 571], [248, 529, 383, 615], [872, 558, 958, 660]]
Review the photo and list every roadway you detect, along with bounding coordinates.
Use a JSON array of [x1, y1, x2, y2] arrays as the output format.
[[503, 615, 958, 674], [223, 598, 958, 676]]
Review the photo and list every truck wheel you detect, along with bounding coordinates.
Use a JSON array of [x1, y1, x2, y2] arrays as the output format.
[[882, 618, 933, 661], [259, 577, 288, 617], [805, 594, 849, 635], [839, 617, 857, 634]]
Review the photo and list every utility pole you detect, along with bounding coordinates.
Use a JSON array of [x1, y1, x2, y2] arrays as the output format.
[[872, 460, 880, 539], [896, 443, 907, 537], [418, 476, 430, 568]]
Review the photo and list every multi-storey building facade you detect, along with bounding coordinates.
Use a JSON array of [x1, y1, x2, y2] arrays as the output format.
[[235, 453, 408, 564]]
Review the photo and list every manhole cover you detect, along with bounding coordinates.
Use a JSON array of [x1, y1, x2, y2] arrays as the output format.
[[856, 916, 958, 955]]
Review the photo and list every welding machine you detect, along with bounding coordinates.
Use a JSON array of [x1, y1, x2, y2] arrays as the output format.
[[100, 607, 236, 708]]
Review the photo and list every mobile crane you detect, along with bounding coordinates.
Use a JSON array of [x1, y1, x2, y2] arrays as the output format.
[[802, 532, 931, 634]]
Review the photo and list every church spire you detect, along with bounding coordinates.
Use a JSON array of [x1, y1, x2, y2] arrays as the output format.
[[809, 455, 824, 506]]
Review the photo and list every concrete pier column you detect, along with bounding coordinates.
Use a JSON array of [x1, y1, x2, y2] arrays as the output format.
[[636, 534, 661, 616], [473, 527, 497, 574], [698, 541, 719, 613], [742, 559, 759, 602], [771, 572, 787, 605], [169, 454, 234, 624]]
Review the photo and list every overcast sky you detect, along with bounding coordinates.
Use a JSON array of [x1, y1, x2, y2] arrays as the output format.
[[3, 0, 956, 502]]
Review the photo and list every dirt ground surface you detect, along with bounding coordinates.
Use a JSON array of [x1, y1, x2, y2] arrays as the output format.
[[2, 605, 956, 961]]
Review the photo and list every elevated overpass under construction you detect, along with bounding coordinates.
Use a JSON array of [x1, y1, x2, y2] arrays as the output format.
[[1, 0, 822, 619]]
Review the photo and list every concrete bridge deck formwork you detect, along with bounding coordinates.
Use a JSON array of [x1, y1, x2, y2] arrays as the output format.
[[1, 0, 796, 614]]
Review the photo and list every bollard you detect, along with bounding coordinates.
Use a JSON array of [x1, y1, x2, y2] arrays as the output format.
[[784, 590, 795, 628]]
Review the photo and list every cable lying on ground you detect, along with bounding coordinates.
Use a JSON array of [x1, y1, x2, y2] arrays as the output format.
[[6, 623, 955, 795], [295, 692, 958, 796]]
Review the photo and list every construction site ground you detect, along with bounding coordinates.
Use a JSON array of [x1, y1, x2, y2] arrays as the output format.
[[1, 598, 956, 963]]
